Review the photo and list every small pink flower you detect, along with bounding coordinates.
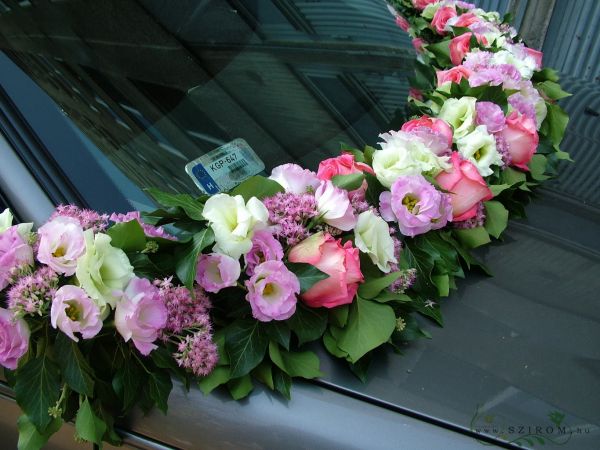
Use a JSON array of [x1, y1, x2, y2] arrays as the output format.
[[436, 66, 472, 87], [288, 232, 363, 309], [0, 226, 33, 290], [395, 15, 411, 32], [431, 6, 457, 35], [412, 0, 439, 10], [412, 37, 426, 54], [115, 277, 167, 355], [500, 112, 539, 171], [245, 260, 299, 322], [436, 152, 493, 221], [50, 285, 102, 342], [196, 253, 241, 293], [244, 230, 284, 276], [409, 87, 424, 101], [0, 308, 29, 370], [37, 216, 85, 276], [269, 164, 320, 194]]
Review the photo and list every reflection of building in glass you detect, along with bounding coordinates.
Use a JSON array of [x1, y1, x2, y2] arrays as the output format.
[[0, 0, 418, 194]]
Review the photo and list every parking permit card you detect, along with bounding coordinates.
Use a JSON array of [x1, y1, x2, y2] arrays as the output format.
[[185, 139, 265, 194]]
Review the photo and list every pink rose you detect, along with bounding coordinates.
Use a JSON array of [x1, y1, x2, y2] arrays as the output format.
[[288, 232, 363, 309], [412, 0, 439, 10], [0, 308, 29, 370], [436, 152, 493, 221], [525, 47, 543, 70], [37, 216, 85, 276], [449, 33, 473, 66], [196, 253, 241, 293], [500, 112, 539, 171], [453, 12, 479, 28], [436, 66, 472, 87], [412, 37, 426, 54], [0, 226, 33, 290], [245, 260, 299, 322], [409, 87, 424, 101], [317, 154, 374, 181], [431, 6, 457, 35], [50, 285, 102, 342], [401, 115, 454, 149], [395, 15, 411, 32], [115, 277, 167, 355]]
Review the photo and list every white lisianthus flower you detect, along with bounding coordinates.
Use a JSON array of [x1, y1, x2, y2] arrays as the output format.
[[75, 230, 134, 312], [372, 131, 450, 188], [202, 193, 269, 259], [0, 209, 13, 233], [354, 211, 397, 273], [456, 125, 503, 177], [314, 181, 357, 231], [491, 48, 536, 80], [471, 8, 501, 23], [438, 97, 477, 140]]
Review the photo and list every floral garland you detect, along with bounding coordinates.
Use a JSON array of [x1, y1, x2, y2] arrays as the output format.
[[0, 1, 570, 448]]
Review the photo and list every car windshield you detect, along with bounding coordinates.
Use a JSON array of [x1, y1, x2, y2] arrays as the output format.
[[1, 1, 599, 448]]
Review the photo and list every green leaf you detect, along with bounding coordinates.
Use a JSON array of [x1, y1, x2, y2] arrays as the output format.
[[268, 342, 323, 379], [543, 103, 569, 147], [227, 375, 254, 400], [323, 329, 348, 358], [532, 67, 559, 82], [14, 355, 61, 433], [489, 184, 512, 196], [432, 274, 450, 297], [198, 366, 231, 395], [501, 167, 527, 186], [252, 361, 274, 390], [273, 368, 292, 400], [426, 39, 451, 66], [529, 154, 549, 181], [287, 304, 328, 346], [107, 220, 147, 252], [484, 201, 509, 239], [364, 145, 376, 166], [146, 188, 205, 220], [17, 415, 62, 450], [336, 297, 396, 363], [328, 305, 349, 328], [175, 228, 214, 290], [373, 291, 412, 303], [349, 355, 372, 383], [536, 81, 571, 100], [358, 272, 402, 299], [112, 357, 145, 413], [226, 319, 269, 378], [229, 175, 284, 201], [265, 322, 291, 351], [331, 173, 364, 191], [343, 146, 365, 163], [54, 333, 94, 397], [286, 262, 328, 294], [454, 227, 491, 249], [147, 369, 173, 414], [75, 398, 106, 445]]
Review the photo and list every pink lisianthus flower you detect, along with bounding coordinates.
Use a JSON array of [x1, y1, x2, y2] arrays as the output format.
[[115, 277, 167, 355], [401, 115, 454, 154], [0, 226, 33, 290], [314, 180, 357, 231], [436, 152, 493, 221], [50, 285, 102, 342], [431, 5, 457, 35], [269, 163, 320, 194], [288, 232, 363, 309], [436, 66, 472, 87], [245, 260, 299, 322], [196, 253, 241, 293], [36, 216, 85, 276], [0, 308, 29, 370], [476, 101, 506, 133], [244, 230, 284, 276], [412, 38, 426, 54], [379, 175, 452, 237], [499, 112, 539, 171]]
